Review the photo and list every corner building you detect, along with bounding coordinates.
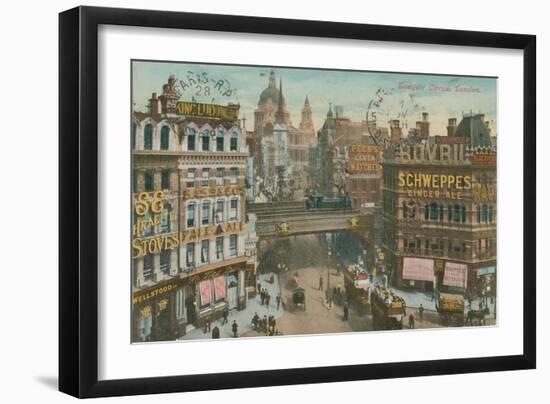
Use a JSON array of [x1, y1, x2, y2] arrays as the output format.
[[381, 132, 496, 298], [131, 75, 254, 342]]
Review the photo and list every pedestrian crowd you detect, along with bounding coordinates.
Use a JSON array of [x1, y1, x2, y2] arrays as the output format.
[[251, 312, 279, 336]]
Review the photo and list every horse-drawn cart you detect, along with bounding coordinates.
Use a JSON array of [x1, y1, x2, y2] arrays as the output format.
[[370, 286, 406, 330], [292, 287, 306, 311], [436, 292, 465, 327]]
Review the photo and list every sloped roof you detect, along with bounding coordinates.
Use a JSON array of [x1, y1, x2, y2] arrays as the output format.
[[455, 114, 492, 147]]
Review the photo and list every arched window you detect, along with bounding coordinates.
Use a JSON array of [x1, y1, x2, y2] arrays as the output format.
[[216, 129, 225, 152], [424, 203, 430, 220], [160, 126, 170, 150], [439, 204, 444, 221], [477, 205, 481, 223], [144, 124, 153, 150], [430, 202, 439, 220], [453, 204, 461, 223], [187, 128, 196, 151], [201, 130, 211, 151], [488, 205, 493, 223], [447, 204, 453, 222], [461, 205, 466, 223], [230, 130, 238, 151]]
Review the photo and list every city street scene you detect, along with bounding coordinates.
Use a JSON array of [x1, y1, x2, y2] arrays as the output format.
[[130, 61, 497, 342]]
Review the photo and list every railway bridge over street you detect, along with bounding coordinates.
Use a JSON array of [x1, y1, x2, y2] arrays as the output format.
[[249, 201, 366, 239]]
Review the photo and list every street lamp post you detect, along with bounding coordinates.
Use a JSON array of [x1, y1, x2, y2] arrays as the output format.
[[327, 250, 332, 308]]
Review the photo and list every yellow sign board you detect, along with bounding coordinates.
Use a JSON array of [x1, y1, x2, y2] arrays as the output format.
[[176, 101, 239, 122], [398, 171, 472, 200]]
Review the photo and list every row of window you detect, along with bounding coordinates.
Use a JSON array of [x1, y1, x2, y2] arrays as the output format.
[[132, 124, 240, 152], [402, 237, 495, 259], [186, 198, 240, 228], [140, 235, 239, 282], [139, 206, 172, 237], [186, 167, 239, 188], [403, 201, 495, 224], [135, 196, 240, 238], [133, 166, 240, 193], [186, 127, 239, 152], [404, 238, 467, 254]]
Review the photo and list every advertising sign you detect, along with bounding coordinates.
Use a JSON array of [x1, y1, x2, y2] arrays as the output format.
[[348, 144, 381, 173], [176, 101, 239, 121], [472, 153, 496, 166], [398, 170, 472, 200], [403, 257, 434, 282]]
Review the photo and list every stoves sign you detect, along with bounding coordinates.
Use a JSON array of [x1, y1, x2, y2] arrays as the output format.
[[132, 191, 244, 259]]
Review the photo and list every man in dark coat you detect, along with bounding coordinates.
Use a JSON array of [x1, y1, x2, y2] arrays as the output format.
[[231, 320, 238, 337], [252, 312, 259, 330], [343, 303, 349, 321], [212, 326, 220, 339], [221, 307, 229, 325]]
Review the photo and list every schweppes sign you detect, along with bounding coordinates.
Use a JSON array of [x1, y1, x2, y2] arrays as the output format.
[[176, 101, 239, 122]]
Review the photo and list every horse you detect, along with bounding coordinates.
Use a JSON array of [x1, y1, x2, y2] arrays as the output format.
[[466, 307, 490, 325]]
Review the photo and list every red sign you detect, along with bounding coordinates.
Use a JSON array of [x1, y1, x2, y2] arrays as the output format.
[[214, 275, 226, 300], [199, 280, 212, 306], [443, 262, 468, 288], [472, 154, 496, 165], [403, 257, 434, 282], [435, 136, 467, 145]]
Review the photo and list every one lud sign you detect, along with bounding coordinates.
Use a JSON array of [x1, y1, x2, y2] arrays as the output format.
[[176, 101, 239, 122]]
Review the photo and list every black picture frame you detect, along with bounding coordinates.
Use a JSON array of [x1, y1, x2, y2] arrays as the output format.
[[59, 5, 536, 398]]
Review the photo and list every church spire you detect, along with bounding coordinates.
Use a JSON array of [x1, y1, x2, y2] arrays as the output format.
[[268, 69, 276, 88], [275, 78, 286, 123], [299, 95, 314, 133]]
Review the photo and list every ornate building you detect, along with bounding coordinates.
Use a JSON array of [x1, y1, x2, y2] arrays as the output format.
[[131, 75, 256, 342], [381, 118, 496, 298], [317, 104, 337, 197], [253, 70, 315, 198]]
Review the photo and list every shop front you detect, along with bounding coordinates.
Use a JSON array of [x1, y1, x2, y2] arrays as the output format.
[[132, 280, 179, 342], [471, 263, 497, 301], [400, 256, 435, 291], [191, 261, 248, 328]]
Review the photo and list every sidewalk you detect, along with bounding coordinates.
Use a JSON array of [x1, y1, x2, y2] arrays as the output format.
[[179, 272, 283, 341], [370, 274, 496, 317]]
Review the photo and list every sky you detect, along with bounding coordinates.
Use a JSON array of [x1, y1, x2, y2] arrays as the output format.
[[132, 60, 497, 137]]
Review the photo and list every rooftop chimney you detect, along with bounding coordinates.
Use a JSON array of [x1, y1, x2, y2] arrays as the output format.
[[447, 117, 457, 137]]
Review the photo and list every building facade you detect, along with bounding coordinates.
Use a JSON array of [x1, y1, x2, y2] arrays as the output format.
[[381, 131, 497, 298], [131, 76, 255, 342], [253, 71, 315, 199]]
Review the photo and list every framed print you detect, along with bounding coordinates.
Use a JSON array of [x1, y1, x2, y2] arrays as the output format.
[[59, 6, 536, 398]]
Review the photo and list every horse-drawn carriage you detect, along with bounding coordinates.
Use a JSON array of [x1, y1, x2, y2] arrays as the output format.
[[291, 287, 306, 311], [370, 286, 406, 330]]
